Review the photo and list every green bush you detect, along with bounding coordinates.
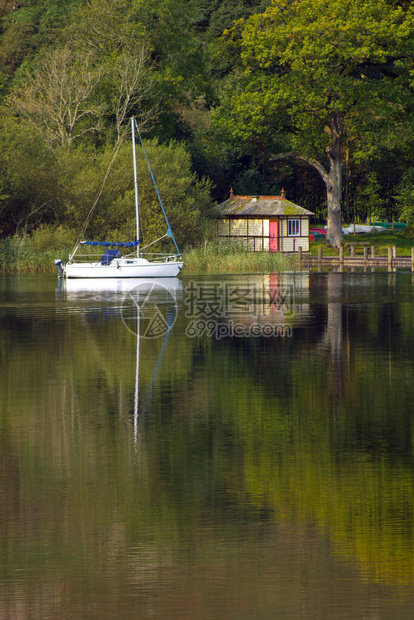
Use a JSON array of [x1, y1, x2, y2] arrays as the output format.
[[29, 225, 76, 252]]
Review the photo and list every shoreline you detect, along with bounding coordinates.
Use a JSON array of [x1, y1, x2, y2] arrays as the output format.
[[0, 238, 300, 274], [3, 230, 413, 274]]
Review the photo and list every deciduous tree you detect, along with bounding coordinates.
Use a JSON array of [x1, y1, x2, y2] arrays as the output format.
[[107, 45, 158, 142], [216, 0, 414, 245], [9, 45, 103, 149]]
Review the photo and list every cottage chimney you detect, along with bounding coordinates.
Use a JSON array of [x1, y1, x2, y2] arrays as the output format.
[[281, 188, 285, 199], [230, 187, 235, 200]]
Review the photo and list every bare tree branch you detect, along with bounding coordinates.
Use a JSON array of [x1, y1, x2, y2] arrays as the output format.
[[9, 46, 104, 149], [110, 44, 159, 141], [270, 151, 329, 186]]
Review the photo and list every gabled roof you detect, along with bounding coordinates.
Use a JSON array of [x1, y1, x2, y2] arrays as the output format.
[[216, 191, 314, 217]]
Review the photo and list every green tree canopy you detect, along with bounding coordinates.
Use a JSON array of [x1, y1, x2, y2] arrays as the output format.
[[0, 111, 55, 236], [215, 0, 414, 245], [53, 138, 212, 248]]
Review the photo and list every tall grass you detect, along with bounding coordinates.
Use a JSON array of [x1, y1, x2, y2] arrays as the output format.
[[0, 226, 76, 272], [183, 240, 300, 272], [1, 232, 301, 273]]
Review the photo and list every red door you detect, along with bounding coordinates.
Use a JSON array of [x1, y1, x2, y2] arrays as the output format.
[[269, 220, 279, 252]]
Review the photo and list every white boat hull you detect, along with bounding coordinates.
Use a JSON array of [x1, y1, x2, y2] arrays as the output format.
[[64, 258, 183, 279]]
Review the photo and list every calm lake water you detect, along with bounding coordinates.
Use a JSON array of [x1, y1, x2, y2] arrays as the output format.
[[1, 270, 414, 619]]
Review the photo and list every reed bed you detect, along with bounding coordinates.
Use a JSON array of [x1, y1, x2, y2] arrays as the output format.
[[1, 233, 300, 274], [183, 240, 300, 272], [0, 227, 75, 273]]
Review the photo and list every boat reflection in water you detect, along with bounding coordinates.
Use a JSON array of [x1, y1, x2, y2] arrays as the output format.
[[61, 276, 183, 296], [58, 277, 183, 442]]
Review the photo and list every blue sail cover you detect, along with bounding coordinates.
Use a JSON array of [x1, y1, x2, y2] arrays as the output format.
[[101, 249, 122, 265], [81, 241, 139, 247]]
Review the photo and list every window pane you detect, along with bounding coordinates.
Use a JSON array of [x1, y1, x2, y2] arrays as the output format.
[[288, 219, 300, 236]]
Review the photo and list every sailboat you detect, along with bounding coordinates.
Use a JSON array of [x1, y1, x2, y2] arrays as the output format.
[[55, 118, 183, 279]]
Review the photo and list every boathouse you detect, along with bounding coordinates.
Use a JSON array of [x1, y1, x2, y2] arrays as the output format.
[[215, 190, 314, 252]]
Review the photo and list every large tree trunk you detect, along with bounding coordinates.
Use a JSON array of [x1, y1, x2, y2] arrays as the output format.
[[325, 154, 343, 247], [325, 113, 343, 247]]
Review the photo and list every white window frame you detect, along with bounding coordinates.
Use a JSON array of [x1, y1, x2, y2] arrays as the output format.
[[288, 218, 300, 236]]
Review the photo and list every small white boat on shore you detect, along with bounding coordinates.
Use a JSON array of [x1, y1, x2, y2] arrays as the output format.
[[55, 118, 183, 279], [342, 224, 387, 235]]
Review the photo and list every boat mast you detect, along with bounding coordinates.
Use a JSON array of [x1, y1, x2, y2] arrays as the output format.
[[131, 117, 140, 258]]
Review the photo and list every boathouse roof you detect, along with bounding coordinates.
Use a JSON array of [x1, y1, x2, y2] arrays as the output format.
[[216, 189, 314, 217]]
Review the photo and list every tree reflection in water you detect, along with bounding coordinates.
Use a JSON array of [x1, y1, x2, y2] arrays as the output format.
[[1, 272, 414, 618]]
